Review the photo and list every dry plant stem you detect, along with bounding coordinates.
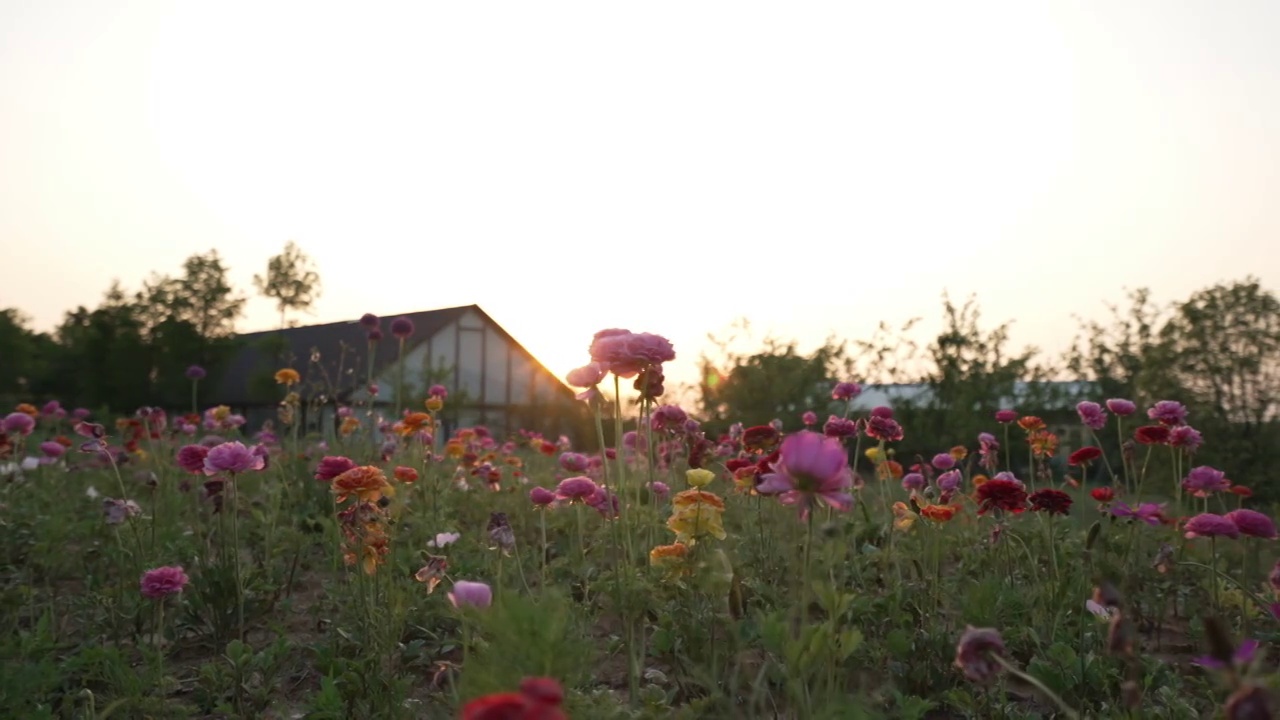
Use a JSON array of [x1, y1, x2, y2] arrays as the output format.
[[991, 654, 1081, 720]]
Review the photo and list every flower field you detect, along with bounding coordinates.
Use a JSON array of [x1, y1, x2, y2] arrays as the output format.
[[1, 325, 1276, 719]]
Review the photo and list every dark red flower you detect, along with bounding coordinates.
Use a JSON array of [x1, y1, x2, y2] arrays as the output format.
[[461, 677, 566, 720], [1029, 489, 1073, 516], [975, 478, 1028, 515], [1230, 485, 1254, 498], [742, 425, 781, 453], [865, 416, 904, 442], [1090, 487, 1115, 503], [1068, 446, 1102, 466], [1134, 425, 1170, 445], [724, 458, 754, 474]]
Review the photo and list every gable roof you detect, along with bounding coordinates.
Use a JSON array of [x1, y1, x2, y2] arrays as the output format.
[[213, 304, 560, 406]]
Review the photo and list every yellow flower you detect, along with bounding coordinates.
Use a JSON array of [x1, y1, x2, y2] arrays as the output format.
[[686, 468, 715, 488], [667, 489, 727, 545], [892, 501, 917, 532], [211, 405, 231, 421], [865, 447, 883, 463], [425, 396, 444, 412], [274, 368, 301, 386]]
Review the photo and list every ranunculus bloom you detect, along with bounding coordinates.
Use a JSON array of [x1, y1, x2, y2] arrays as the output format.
[[555, 476, 599, 503], [1147, 400, 1188, 426], [315, 455, 357, 481], [429, 384, 448, 399], [359, 313, 379, 328], [1183, 466, 1231, 498], [756, 431, 854, 521], [448, 580, 493, 609], [647, 481, 670, 499], [1076, 401, 1107, 430], [1029, 489, 1073, 516], [994, 410, 1018, 424], [869, 406, 894, 419], [1017, 416, 1046, 432], [1183, 513, 1240, 540], [831, 382, 861, 401], [975, 478, 1027, 515], [1105, 398, 1137, 416], [955, 626, 1005, 684], [865, 416, 904, 442], [390, 316, 415, 339], [1090, 487, 1115, 502], [742, 425, 782, 452], [39, 441, 65, 459], [331, 466, 394, 503], [588, 329, 676, 378], [686, 468, 715, 487], [901, 472, 926, 492], [460, 676, 566, 720], [931, 453, 956, 470], [185, 365, 207, 381], [1068, 446, 1102, 466], [140, 565, 190, 599], [1134, 425, 1170, 445], [801, 410, 818, 426], [1169, 425, 1203, 451], [921, 504, 958, 522], [394, 466, 419, 484], [1231, 485, 1254, 498], [565, 362, 607, 388], [274, 368, 301, 386], [1111, 501, 1166, 525], [176, 444, 210, 474], [203, 442, 266, 475], [937, 469, 962, 492], [1, 412, 35, 436], [822, 416, 858, 438], [558, 452, 590, 473], [529, 486, 556, 506], [1225, 509, 1278, 540]]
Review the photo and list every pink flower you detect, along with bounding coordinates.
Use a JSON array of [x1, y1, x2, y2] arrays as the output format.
[[757, 431, 854, 520], [529, 487, 556, 507], [448, 580, 493, 609], [1076, 401, 1107, 430], [565, 363, 607, 388], [801, 411, 818, 426], [1111, 502, 1166, 526], [1182, 466, 1231, 498], [1169, 425, 1203, 452], [901, 473, 925, 492], [140, 565, 190, 599], [558, 452, 590, 473], [994, 409, 1018, 424], [647, 481, 670, 499], [39, 441, 65, 459], [1, 413, 34, 436], [822, 416, 857, 438], [1147, 400, 1188, 426], [588, 329, 675, 378], [203, 442, 266, 475], [429, 384, 448, 399], [1184, 513, 1240, 540], [931, 453, 956, 470], [1225, 509, 1278, 540], [175, 444, 210, 474], [831, 382, 861, 401], [955, 626, 1006, 684], [865, 415, 903, 442], [315, 456, 356, 481], [555, 476, 599, 503], [937, 469, 962, 492], [1105, 398, 1137, 416]]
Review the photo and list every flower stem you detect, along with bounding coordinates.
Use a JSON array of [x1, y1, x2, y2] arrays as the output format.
[[991, 654, 1080, 720]]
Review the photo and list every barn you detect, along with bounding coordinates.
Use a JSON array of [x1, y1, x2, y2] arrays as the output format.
[[211, 305, 588, 442]]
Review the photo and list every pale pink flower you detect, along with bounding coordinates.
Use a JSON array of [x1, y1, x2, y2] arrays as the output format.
[[757, 431, 854, 520], [140, 565, 190, 599]]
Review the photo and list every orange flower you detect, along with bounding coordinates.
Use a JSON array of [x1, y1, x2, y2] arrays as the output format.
[[444, 438, 466, 459], [972, 474, 989, 488], [1017, 416, 1046, 432], [672, 489, 726, 510], [949, 446, 968, 461], [1028, 430, 1059, 459], [649, 542, 689, 564], [920, 504, 958, 522], [274, 368, 301, 386], [877, 460, 904, 481], [339, 416, 361, 437], [332, 466, 394, 503], [398, 412, 432, 437], [15, 404, 37, 416], [394, 466, 419, 484], [458, 429, 476, 441]]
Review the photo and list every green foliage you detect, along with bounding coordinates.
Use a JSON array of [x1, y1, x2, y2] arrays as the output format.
[[254, 240, 322, 330]]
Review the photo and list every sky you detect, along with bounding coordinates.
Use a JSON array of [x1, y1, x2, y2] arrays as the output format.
[[2, 1, 1277, 398]]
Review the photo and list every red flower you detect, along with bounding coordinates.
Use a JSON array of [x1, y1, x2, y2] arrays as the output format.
[[742, 425, 781, 453], [1029, 489, 1073, 516], [974, 478, 1028, 515], [1068, 446, 1102, 467], [1017, 416, 1045, 432], [1090, 487, 1115, 503], [1134, 425, 1170, 445], [1231, 485, 1254, 498], [461, 677, 566, 720]]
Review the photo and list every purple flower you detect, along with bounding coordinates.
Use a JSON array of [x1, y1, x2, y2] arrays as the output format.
[[203, 442, 266, 475], [2, 413, 35, 436], [649, 405, 688, 433], [1169, 425, 1203, 452], [175, 444, 210, 474], [831, 382, 862, 401], [757, 431, 854, 521], [901, 473, 926, 492], [448, 580, 493, 609], [565, 363, 607, 388], [1110, 502, 1166, 526], [1225, 509, 1277, 540], [931, 453, 956, 470], [556, 476, 600, 503], [1184, 513, 1240, 540], [822, 416, 858, 438], [140, 565, 190, 599], [955, 626, 1006, 684], [39, 441, 65, 459], [1147, 400, 1188, 426], [529, 487, 556, 507], [558, 452, 590, 473], [185, 365, 207, 381], [865, 415, 904, 442], [937, 469, 962, 492], [1105, 398, 1137, 416], [429, 384, 448, 399], [390, 316, 415, 339], [1194, 638, 1258, 670], [41, 401, 62, 416], [359, 313, 379, 328], [1182, 466, 1231, 498], [367, 328, 383, 342], [1076, 401, 1107, 430], [994, 409, 1018, 424], [648, 481, 670, 499]]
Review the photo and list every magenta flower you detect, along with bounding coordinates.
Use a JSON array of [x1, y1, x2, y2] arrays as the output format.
[[428, 384, 448, 399], [1105, 398, 1137, 416], [140, 565, 190, 599], [556, 476, 600, 503], [359, 313, 379, 328], [1076, 401, 1107, 430], [1225, 509, 1278, 540], [901, 473, 925, 492], [822, 416, 858, 438], [994, 409, 1018, 424], [565, 363, 607, 388], [558, 452, 590, 473], [1169, 425, 1203, 452], [39, 441, 65, 459], [955, 626, 1006, 684], [757, 431, 854, 520], [2, 413, 34, 436], [72, 408, 91, 420], [1182, 466, 1231, 498], [588, 329, 675, 378], [647, 481, 670, 499], [865, 415, 904, 442], [1147, 400, 1188, 426], [1111, 502, 1166, 526], [931, 453, 956, 470], [367, 328, 383, 342], [801, 410, 818, 426], [831, 382, 862, 401], [1184, 513, 1240, 540], [448, 580, 493, 609], [529, 487, 556, 507], [1194, 638, 1259, 671], [185, 365, 207, 381], [314, 455, 356, 481], [175, 444, 210, 474], [390, 316, 415, 339], [203, 441, 266, 475], [937, 469, 962, 492]]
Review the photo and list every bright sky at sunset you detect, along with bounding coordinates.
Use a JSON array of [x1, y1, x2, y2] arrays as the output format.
[[2, 2, 1278, 396]]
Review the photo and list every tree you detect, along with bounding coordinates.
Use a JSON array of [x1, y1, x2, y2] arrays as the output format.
[[254, 241, 322, 330], [54, 283, 153, 411], [0, 309, 57, 402]]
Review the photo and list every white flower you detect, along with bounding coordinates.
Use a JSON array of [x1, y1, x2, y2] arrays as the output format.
[[21, 457, 40, 471], [427, 532, 460, 548], [86, 486, 100, 499], [1086, 599, 1114, 621]]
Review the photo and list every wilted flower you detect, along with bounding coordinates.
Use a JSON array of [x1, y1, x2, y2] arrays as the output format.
[[413, 554, 448, 594], [1106, 398, 1137, 416], [1147, 400, 1188, 426], [428, 532, 461, 548], [315, 455, 357, 481], [757, 431, 854, 521], [1077, 401, 1108, 430], [103, 498, 142, 524], [955, 626, 1006, 683], [1029, 489, 1073, 516], [487, 512, 516, 556], [139, 566, 190, 599], [448, 580, 492, 609], [203, 442, 266, 475], [1225, 509, 1278, 540], [1184, 513, 1240, 540]]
